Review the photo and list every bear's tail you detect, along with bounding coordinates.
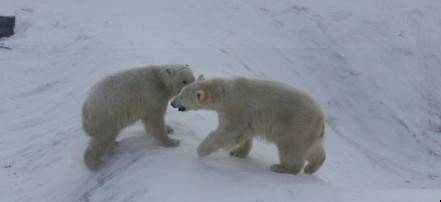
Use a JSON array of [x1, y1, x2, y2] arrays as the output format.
[[82, 105, 94, 136]]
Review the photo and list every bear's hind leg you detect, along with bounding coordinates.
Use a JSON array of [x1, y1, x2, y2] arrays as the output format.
[[230, 139, 253, 158], [271, 146, 305, 175], [84, 130, 117, 171], [304, 143, 326, 174]]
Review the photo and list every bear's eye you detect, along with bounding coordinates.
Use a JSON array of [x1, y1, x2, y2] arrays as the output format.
[[195, 90, 204, 99], [182, 80, 187, 84]]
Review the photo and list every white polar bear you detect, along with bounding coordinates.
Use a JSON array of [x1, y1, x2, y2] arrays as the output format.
[[171, 75, 326, 174], [82, 64, 195, 170]]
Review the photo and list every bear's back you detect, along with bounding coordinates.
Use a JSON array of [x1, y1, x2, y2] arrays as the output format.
[[230, 78, 314, 105], [227, 77, 323, 124]]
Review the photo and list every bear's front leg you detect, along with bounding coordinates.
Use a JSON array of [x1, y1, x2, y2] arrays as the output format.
[[230, 139, 253, 158], [165, 124, 174, 134], [142, 115, 180, 147], [197, 128, 241, 156], [197, 139, 219, 157]]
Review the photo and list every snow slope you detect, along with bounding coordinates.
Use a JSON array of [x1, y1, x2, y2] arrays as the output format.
[[1, 0, 441, 201]]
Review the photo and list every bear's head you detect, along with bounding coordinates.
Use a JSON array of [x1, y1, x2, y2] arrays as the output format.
[[164, 64, 195, 96], [171, 75, 222, 111]]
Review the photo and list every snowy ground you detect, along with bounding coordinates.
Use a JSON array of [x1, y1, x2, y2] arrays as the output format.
[[1, 0, 441, 201]]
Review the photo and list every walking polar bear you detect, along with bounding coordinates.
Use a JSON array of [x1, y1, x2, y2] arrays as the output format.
[[82, 64, 195, 170], [171, 75, 326, 174]]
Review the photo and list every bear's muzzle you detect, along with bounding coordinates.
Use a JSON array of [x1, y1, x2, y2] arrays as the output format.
[[171, 95, 186, 111]]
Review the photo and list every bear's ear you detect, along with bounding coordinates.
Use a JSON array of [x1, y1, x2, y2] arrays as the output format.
[[166, 68, 175, 77], [197, 74, 205, 81], [195, 90, 205, 102]]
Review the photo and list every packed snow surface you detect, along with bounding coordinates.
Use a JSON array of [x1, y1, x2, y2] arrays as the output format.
[[1, 0, 440, 201]]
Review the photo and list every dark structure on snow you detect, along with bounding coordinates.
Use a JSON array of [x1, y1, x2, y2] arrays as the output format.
[[0, 16, 15, 38]]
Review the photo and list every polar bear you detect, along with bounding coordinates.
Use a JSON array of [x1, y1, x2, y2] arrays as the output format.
[[82, 64, 195, 170], [171, 75, 325, 174]]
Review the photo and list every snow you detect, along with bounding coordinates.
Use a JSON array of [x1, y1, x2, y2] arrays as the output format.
[[1, 0, 441, 201], [0, 7, 14, 16]]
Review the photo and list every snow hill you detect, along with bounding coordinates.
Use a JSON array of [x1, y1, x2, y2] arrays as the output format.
[[1, 0, 440, 201]]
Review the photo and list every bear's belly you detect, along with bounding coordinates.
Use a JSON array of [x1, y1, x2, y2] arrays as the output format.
[[114, 101, 146, 127]]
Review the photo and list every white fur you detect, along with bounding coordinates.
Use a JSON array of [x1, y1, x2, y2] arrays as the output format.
[[171, 76, 325, 174], [82, 64, 195, 170]]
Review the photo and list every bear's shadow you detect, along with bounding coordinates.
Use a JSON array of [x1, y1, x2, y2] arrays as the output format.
[[196, 152, 325, 184], [105, 129, 161, 159]]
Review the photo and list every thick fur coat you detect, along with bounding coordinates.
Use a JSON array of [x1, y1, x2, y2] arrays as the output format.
[[171, 76, 325, 174], [82, 64, 195, 170]]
